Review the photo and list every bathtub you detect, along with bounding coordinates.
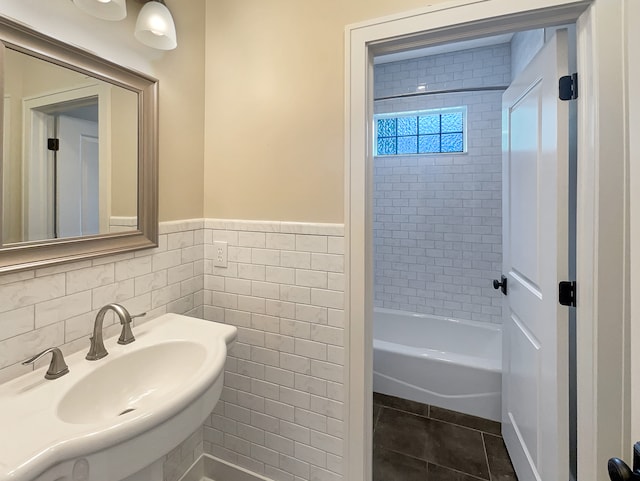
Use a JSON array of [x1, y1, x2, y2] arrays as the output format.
[[373, 308, 502, 421]]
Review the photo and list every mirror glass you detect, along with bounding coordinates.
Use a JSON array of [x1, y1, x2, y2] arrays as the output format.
[[2, 47, 138, 245], [0, 15, 157, 274]]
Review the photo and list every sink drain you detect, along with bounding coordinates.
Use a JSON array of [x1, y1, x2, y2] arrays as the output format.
[[118, 408, 136, 416]]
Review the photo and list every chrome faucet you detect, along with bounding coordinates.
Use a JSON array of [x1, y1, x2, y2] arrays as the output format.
[[86, 303, 146, 360]]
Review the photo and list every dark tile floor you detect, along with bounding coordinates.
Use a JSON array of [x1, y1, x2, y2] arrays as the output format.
[[373, 393, 518, 481]]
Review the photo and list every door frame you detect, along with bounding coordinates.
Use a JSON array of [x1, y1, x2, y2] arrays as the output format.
[[344, 1, 630, 481], [2, 94, 11, 242], [629, 0, 640, 445], [22, 105, 55, 240], [22, 83, 112, 240]]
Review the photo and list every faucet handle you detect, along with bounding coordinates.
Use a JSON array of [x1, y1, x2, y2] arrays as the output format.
[[130, 312, 147, 321], [22, 347, 69, 380]]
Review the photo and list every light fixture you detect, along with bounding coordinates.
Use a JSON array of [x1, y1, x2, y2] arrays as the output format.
[[134, 0, 177, 50], [72, 0, 127, 21]]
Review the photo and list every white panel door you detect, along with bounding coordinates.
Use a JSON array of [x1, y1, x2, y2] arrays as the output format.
[[57, 115, 99, 238], [501, 30, 570, 481]]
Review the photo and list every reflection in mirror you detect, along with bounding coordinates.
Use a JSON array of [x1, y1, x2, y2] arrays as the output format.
[[0, 14, 157, 273], [2, 48, 138, 245]]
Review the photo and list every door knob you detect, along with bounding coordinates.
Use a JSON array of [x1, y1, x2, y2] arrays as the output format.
[[608, 458, 637, 481], [493, 275, 507, 295], [608, 442, 640, 481]]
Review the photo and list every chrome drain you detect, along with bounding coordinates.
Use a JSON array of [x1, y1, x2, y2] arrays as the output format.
[[118, 408, 136, 416]]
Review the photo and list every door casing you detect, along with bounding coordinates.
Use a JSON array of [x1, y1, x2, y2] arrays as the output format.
[[344, 1, 630, 481], [628, 0, 640, 448], [22, 83, 112, 241]]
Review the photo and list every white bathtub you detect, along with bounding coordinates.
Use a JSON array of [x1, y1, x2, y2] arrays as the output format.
[[373, 308, 502, 421]]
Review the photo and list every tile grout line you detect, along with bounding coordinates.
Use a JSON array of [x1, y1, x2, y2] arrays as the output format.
[[373, 423, 489, 480], [376, 402, 500, 436], [376, 441, 489, 481], [428, 416, 500, 437], [482, 432, 493, 481], [374, 400, 506, 480], [430, 461, 489, 481], [372, 407, 380, 433]]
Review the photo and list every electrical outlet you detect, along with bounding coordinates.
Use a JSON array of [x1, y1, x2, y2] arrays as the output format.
[[213, 241, 227, 268]]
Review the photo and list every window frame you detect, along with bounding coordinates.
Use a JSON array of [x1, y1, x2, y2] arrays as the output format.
[[373, 106, 468, 156]]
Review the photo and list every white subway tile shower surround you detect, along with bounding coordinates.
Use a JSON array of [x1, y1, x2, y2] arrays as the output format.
[[202, 220, 345, 481], [374, 44, 511, 99], [0, 219, 344, 481], [373, 44, 508, 323]]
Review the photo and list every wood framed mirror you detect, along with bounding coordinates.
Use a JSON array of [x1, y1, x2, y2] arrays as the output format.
[[0, 15, 158, 273]]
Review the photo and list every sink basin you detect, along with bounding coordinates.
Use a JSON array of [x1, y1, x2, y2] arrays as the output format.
[[58, 341, 207, 425], [0, 314, 236, 481]]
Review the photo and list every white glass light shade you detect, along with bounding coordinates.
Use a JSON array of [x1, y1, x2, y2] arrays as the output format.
[[72, 0, 127, 21], [135, 1, 178, 50]]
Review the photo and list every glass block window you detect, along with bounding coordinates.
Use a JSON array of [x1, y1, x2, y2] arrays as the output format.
[[375, 107, 466, 156]]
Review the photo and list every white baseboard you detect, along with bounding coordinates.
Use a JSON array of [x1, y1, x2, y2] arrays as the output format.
[[179, 454, 275, 481]]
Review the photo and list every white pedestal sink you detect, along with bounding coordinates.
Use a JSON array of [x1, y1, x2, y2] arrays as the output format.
[[0, 314, 236, 481]]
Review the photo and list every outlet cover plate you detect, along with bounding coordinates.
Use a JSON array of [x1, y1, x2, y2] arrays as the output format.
[[213, 241, 227, 268]]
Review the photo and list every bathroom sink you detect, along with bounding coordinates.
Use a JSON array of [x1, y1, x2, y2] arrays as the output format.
[[57, 341, 207, 425], [0, 314, 236, 481]]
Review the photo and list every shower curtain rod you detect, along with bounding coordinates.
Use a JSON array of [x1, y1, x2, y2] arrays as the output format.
[[374, 85, 508, 102]]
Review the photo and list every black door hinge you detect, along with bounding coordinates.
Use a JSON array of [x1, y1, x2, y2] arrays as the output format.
[[559, 73, 578, 100], [47, 138, 59, 151], [559, 281, 576, 307]]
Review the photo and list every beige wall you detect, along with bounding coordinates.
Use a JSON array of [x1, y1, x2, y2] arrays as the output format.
[[156, 0, 205, 222], [203, 0, 440, 223], [110, 86, 138, 217], [3, 49, 25, 243]]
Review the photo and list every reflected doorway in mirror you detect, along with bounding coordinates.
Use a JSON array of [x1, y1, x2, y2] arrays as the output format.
[[1, 47, 139, 245]]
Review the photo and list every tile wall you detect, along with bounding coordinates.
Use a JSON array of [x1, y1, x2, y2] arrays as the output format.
[[0, 219, 205, 384], [0, 219, 345, 481], [372, 44, 509, 323], [510, 30, 544, 81], [374, 44, 511, 99], [201, 220, 345, 481]]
